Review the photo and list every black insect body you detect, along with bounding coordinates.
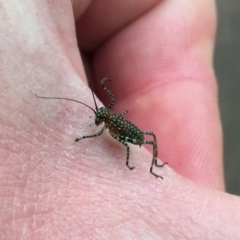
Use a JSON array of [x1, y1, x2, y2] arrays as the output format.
[[36, 78, 167, 178]]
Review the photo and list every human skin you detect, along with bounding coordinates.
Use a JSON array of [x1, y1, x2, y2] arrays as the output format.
[[0, 0, 240, 239]]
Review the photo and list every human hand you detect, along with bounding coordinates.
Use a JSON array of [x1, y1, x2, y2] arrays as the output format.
[[0, 0, 239, 239]]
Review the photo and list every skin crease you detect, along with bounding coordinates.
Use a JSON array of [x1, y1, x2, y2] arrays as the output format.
[[0, 0, 240, 239]]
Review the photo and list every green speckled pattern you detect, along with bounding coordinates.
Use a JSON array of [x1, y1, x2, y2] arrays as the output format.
[[76, 78, 167, 178]]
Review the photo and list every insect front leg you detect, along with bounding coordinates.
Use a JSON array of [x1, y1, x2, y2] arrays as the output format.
[[143, 131, 168, 179], [111, 134, 135, 171], [75, 126, 106, 142], [101, 78, 115, 110]]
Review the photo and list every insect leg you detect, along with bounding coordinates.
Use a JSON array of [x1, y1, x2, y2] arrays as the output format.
[[101, 78, 115, 110], [111, 134, 135, 171], [143, 131, 167, 179], [75, 126, 106, 142], [119, 110, 128, 117]]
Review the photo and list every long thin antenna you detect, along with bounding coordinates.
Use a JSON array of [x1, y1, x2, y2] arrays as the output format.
[[78, 47, 98, 111], [91, 89, 98, 111], [35, 95, 96, 113]]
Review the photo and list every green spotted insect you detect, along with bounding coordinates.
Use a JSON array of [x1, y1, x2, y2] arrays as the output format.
[[36, 78, 167, 178]]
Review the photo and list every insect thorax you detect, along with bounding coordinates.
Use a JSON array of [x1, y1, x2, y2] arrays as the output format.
[[95, 107, 110, 126]]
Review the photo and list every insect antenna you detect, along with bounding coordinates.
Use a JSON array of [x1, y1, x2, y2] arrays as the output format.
[[35, 95, 96, 113], [90, 88, 98, 111]]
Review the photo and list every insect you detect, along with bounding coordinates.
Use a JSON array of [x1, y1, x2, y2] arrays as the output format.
[[36, 78, 167, 178]]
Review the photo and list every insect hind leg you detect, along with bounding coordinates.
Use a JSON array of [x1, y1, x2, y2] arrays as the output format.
[[111, 134, 135, 171], [143, 131, 167, 179]]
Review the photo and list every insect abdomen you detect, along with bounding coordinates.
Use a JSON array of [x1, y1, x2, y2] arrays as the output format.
[[105, 112, 144, 143]]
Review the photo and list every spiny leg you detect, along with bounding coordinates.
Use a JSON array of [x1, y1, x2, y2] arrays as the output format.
[[143, 131, 167, 179], [143, 139, 163, 179], [111, 134, 135, 171], [75, 126, 106, 142], [101, 78, 115, 110]]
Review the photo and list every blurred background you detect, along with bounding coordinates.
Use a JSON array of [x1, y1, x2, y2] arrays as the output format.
[[215, 1, 240, 195]]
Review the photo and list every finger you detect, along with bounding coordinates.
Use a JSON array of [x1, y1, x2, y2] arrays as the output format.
[[76, 0, 224, 189], [75, 0, 163, 50]]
